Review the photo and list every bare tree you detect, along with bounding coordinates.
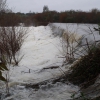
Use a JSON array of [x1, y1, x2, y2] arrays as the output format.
[[0, 26, 28, 66], [0, 0, 9, 88], [0, 0, 29, 94], [43, 5, 49, 12], [0, 0, 7, 12], [0, 26, 28, 94]]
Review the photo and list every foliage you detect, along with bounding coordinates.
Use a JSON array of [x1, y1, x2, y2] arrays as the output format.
[[0, 8, 100, 26], [68, 45, 100, 88], [33, 9, 100, 24]]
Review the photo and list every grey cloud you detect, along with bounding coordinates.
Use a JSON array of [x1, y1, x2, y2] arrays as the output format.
[[7, 0, 100, 13]]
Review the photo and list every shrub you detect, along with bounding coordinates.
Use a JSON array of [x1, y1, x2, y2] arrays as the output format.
[[68, 45, 100, 88], [0, 27, 28, 66]]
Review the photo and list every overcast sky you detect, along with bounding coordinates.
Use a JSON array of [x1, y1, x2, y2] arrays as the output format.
[[7, 0, 100, 13]]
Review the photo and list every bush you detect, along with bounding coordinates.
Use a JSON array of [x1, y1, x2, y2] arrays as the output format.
[[68, 45, 100, 88], [0, 27, 28, 66]]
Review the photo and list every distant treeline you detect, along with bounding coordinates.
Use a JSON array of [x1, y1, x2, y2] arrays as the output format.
[[0, 8, 100, 26]]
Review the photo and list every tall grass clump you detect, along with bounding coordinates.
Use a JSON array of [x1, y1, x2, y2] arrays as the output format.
[[61, 29, 81, 64]]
